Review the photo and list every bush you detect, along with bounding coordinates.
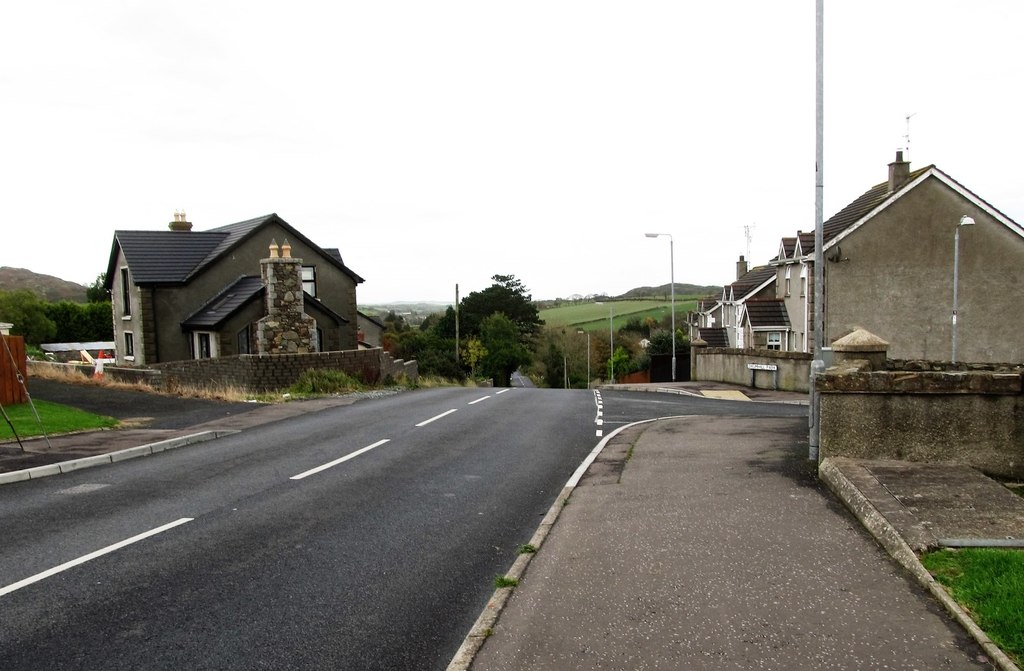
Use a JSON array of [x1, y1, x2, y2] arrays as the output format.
[[288, 369, 365, 394]]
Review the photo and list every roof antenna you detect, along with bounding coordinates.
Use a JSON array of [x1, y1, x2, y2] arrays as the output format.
[[743, 223, 755, 261], [903, 112, 916, 160]]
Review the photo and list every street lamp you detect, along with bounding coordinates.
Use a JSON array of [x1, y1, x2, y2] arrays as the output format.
[[645, 233, 676, 381], [952, 215, 975, 363], [577, 329, 590, 389], [595, 301, 614, 383]]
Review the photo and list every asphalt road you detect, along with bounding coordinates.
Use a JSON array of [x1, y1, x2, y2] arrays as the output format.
[[1, 385, 807, 670]]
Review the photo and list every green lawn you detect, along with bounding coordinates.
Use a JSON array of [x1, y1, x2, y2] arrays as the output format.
[[541, 298, 699, 332], [920, 548, 1024, 664], [0, 399, 118, 440]]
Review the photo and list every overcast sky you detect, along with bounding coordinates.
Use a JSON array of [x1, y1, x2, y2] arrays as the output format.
[[3, 2, 1021, 304]]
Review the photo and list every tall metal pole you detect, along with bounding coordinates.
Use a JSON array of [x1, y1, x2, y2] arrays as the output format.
[[609, 305, 615, 384], [809, 0, 824, 461], [952, 215, 974, 363], [645, 232, 676, 380], [455, 284, 460, 364], [669, 236, 676, 381], [952, 226, 961, 364]]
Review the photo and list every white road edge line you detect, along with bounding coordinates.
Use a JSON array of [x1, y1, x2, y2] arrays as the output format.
[[468, 396, 490, 405], [495, 389, 511, 395], [415, 409, 458, 427], [0, 518, 194, 598], [290, 439, 391, 480]]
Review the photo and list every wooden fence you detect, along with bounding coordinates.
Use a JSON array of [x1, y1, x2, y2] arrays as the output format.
[[1, 335, 28, 405]]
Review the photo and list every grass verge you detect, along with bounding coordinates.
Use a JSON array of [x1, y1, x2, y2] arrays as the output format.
[[920, 548, 1024, 665], [0, 399, 118, 440]]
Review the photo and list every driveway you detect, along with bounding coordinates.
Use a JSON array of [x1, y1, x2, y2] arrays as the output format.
[[26, 378, 263, 430]]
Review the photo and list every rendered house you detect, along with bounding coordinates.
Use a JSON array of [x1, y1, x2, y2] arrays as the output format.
[[694, 258, 777, 349], [772, 152, 1024, 362], [104, 213, 364, 365]]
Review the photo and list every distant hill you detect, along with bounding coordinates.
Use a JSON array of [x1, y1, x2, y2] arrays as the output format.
[[618, 283, 721, 300], [0, 267, 88, 302]]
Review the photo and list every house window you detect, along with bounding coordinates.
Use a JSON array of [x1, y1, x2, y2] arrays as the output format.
[[784, 267, 792, 297], [193, 332, 215, 359], [301, 266, 317, 297], [120, 267, 132, 317], [800, 265, 807, 297], [123, 331, 135, 359], [237, 327, 250, 355], [767, 332, 782, 351]]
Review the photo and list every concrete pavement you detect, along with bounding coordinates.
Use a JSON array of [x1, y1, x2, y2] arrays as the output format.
[[456, 415, 1023, 670]]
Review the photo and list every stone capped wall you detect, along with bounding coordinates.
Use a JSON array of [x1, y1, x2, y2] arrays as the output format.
[[817, 365, 1024, 479]]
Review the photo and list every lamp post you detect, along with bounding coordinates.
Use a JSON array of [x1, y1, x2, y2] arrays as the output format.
[[645, 232, 676, 381], [952, 215, 975, 363], [577, 329, 590, 389], [595, 301, 614, 383]]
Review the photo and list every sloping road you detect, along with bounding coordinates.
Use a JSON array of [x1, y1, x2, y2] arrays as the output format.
[[0, 387, 602, 670]]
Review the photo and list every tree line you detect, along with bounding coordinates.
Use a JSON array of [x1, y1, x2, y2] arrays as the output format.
[[380, 274, 689, 388], [0, 274, 112, 345]]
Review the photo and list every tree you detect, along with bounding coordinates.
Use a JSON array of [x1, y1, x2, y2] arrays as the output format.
[[480, 313, 531, 387], [86, 272, 109, 303], [0, 290, 57, 345], [459, 275, 544, 343], [461, 337, 486, 378]]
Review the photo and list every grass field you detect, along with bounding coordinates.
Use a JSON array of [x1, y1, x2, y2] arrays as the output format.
[[0, 399, 118, 441], [540, 298, 699, 332]]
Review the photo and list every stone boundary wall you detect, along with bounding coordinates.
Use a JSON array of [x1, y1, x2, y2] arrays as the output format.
[[28, 349, 417, 393], [817, 367, 1024, 479], [693, 347, 812, 392], [153, 348, 417, 392]]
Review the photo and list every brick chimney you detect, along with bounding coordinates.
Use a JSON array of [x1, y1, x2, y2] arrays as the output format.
[[736, 255, 749, 280], [887, 150, 911, 192], [255, 239, 319, 355], [168, 210, 193, 232]]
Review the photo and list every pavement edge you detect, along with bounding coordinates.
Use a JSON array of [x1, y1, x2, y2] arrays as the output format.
[[445, 419, 658, 671], [0, 430, 240, 486], [819, 457, 1021, 671]]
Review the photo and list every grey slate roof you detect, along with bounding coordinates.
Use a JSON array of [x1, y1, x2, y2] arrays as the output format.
[[699, 328, 729, 347], [728, 265, 776, 300], [181, 276, 264, 329], [107, 213, 364, 288], [745, 299, 791, 328]]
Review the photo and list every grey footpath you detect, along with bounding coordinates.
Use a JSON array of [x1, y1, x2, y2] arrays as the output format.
[[451, 415, 1021, 671]]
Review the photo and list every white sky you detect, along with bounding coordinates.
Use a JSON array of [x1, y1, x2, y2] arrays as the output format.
[[2, 2, 1021, 304]]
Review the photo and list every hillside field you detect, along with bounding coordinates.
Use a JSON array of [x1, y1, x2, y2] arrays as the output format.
[[540, 298, 700, 332]]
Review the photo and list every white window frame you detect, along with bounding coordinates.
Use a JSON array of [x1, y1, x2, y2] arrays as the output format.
[[123, 331, 135, 360], [301, 265, 317, 297], [120, 266, 132, 318], [193, 331, 217, 359], [767, 332, 782, 351]]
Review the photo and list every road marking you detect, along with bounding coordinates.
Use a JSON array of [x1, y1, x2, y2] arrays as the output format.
[[468, 396, 490, 405], [495, 389, 511, 395], [415, 409, 457, 427], [290, 439, 391, 480], [0, 518, 194, 598]]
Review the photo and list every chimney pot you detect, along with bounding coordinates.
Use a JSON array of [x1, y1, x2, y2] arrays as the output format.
[[269, 239, 280, 258], [888, 150, 911, 193], [281, 239, 292, 259], [168, 210, 193, 231]]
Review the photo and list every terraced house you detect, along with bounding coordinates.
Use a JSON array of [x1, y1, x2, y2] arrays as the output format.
[[105, 213, 364, 365]]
